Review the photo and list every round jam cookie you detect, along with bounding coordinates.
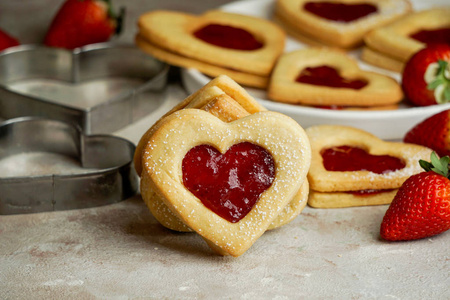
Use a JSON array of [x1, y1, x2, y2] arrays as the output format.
[[267, 48, 403, 107], [274, 0, 411, 48], [137, 10, 286, 78], [142, 109, 311, 257], [364, 8, 450, 64], [306, 125, 433, 193]]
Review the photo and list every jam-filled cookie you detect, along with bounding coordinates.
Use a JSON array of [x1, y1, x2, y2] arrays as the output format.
[[136, 10, 286, 88], [141, 109, 310, 257], [268, 48, 403, 107], [363, 8, 450, 69], [306, 125, 433, 208], [139, 90, 309, 233], [136, 75, 311, 256], [274, 0, 411, 49]]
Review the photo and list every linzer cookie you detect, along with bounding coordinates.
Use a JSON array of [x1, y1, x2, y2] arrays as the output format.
[[364, 8, 450, 70], [138, 85, 309, 233], [141, 109, 311, 257], [136, 10, 285, 88], [274, 0, 411, 49], [306, 125, 433, 208], [137, 75, 311, 256], [268, 48, 403, 107]]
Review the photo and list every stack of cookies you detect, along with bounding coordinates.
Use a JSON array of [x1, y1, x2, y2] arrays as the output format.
[[306, 125, 433, 208], [136, 10, 286, 89], [135, 75, 311, 257]]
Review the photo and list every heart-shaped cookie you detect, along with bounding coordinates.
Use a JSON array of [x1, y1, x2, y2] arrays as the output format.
[[275, 0, 411, 48], [136, 10, 285, 88], [142, 109, 311, 256], [268, 48, 403, 107], [306, 125, 432, 208]]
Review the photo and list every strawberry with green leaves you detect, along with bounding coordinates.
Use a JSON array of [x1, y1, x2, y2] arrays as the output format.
[[44, 0, 124, 49], [380, 152, 450, 241], [402, 44, 450, 106]]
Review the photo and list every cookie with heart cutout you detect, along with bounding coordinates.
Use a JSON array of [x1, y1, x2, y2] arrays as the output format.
[[267, 48, 403, 107], [139, 91, 309, 233], [364, 8, 450, 65], [141, 109, 311, 257], [305, 125, 433, 208], [136, 10, 285, 88], [274, 0, 411, 49]]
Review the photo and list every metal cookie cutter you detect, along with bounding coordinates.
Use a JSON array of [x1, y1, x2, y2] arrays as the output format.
[[0, 43, 169, 134], [0, 117, 139, 215]]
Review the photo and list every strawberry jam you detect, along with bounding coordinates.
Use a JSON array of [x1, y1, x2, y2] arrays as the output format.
[[193, 24, 263, 50], [410, 28, 450, 45], [182, 142, 275, 223], [303, 2, 377, 23], [296, 65, 367, 89], [347, 189, 395, 196], [321, 146, 405, 174]]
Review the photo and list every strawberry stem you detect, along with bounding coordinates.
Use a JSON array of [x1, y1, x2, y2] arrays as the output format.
[[420, 151, 450, 178], [426, 60, 450, 104]]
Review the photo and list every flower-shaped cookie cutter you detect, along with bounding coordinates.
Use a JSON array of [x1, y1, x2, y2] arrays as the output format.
[[0, 43, 169, 134], [0, 117, 139, 215]]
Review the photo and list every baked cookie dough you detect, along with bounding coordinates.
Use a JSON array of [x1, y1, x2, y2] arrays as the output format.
[[137, 75, 311, 256], [268, 48, 403, 107], [364, 8, 450, 65], [136, 10, 286, 88], [306, 125, 432, 208], [275, 0, 411, 49]]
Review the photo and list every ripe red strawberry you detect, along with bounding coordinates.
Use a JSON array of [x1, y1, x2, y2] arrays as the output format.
[[404, 109, 450, 157], [402, 44, 450, 106], [380, 152, 450, 241], [0, 28, 20, 51], [44, 0, 124, 49]]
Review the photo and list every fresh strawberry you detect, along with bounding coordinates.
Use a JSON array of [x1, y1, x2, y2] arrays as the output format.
[[380, 152, 450, 241], [44, 0, 124, 49], [404, 109, 450, 157], [0, 28, 20, 51], [402, 44, 450, 106]]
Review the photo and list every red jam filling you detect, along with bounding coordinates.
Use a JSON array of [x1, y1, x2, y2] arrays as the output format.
[[193, 24, 263, 50], [303, 2, 378, 23], [409, 28, 450, 45], [182, 142, 275, 223], [320, 145, 405, 174], [296, 65, 367, 89], [347, 189, 395, 196]]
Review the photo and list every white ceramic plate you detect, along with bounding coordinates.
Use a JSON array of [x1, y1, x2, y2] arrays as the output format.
[[181, 0, 450, 140]]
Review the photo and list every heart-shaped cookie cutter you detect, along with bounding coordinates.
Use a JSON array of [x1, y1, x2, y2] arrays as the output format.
[[0, 117, 139, 215], [0, 43, 169, 134]]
